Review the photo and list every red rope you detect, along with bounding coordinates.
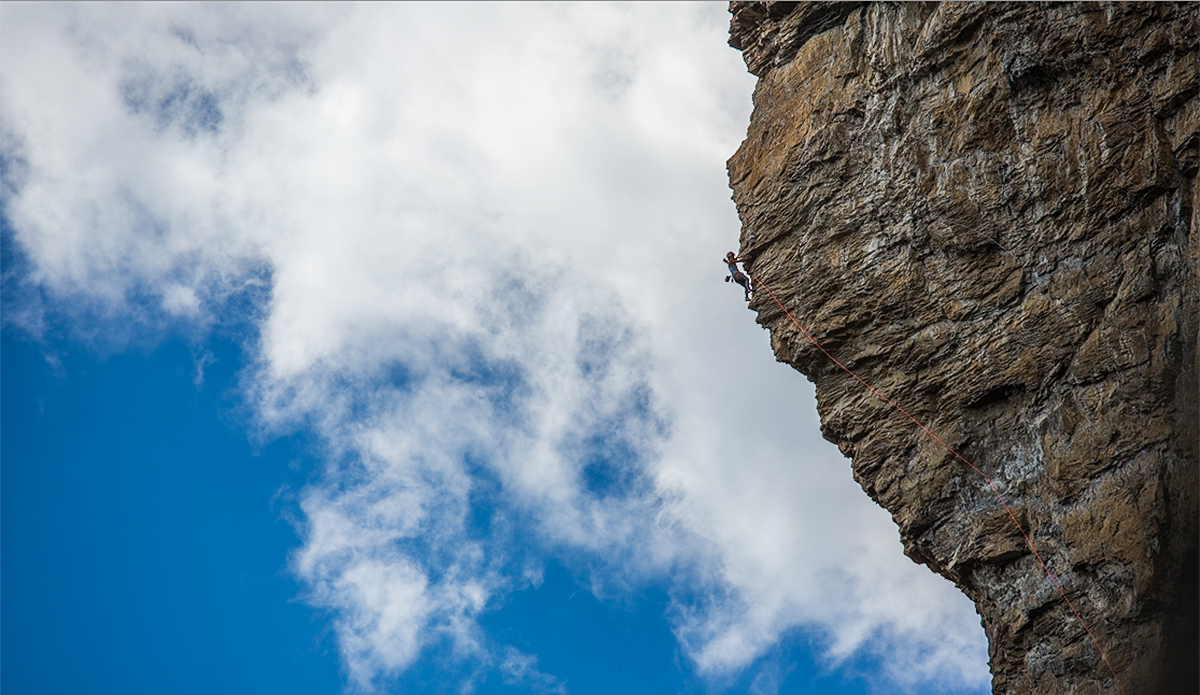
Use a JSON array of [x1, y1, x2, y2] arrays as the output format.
[[748, 271, 1126, 695]]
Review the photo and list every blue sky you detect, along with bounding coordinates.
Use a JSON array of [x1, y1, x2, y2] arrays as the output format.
[[2, 321, 909, 695], [2, 4, 990, 695]]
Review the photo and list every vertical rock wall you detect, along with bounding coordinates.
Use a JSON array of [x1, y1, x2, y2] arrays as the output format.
[[726, 3, 1197, 694]]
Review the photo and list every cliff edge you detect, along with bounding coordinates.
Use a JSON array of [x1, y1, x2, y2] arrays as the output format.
[[727, 3, 1198, 693]]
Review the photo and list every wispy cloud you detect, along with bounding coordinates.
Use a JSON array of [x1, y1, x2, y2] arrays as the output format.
[[1, 3, 989, 693], [499, 646, 568, 694]]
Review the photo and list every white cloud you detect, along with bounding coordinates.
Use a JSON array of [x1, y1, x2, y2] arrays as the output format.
[[162, 283, 200, 316], [499, 646, 568, 694], [1, 3, 989, 693]]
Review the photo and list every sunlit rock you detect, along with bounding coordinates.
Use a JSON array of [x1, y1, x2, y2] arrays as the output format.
[[727, 3, 1198, 693]]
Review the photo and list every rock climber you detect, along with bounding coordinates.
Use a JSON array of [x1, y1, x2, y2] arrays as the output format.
[[724, 251, 752, 301]]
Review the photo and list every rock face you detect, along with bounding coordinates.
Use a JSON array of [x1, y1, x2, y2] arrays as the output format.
[[726, 2, 1198, 694]]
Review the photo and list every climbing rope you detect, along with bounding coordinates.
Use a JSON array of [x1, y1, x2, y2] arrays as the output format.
[[747, 271, 1127, 695]]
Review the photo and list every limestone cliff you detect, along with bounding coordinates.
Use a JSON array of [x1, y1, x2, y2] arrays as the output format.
[[726, 3, 1198, 693]]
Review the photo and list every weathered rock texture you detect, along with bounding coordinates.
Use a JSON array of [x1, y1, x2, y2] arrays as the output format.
[[727, 2, 1198, 694]]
